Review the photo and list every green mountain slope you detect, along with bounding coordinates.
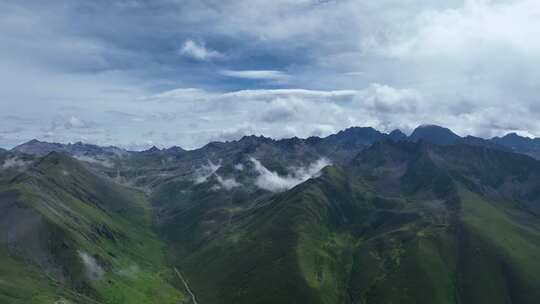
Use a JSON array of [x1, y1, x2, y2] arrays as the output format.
[[154, 141, 540, 304], [0, 152, 186, 304], [4, 138, 540, 303]]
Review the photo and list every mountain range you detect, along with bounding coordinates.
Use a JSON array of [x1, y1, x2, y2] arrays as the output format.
[[2, 124, 540, 303], [11, 124, 540, 160]]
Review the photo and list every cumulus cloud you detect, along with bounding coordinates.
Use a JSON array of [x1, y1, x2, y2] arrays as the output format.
[[179, 39, 224, 61], [375, 0, 540, 60], [47, 115, 94, 132], [103, 85, 426, 148], [207, 125, 259, 143], [357, 84, 423, 113], [64, 116, 89, 129], [259, 98, 309, 123], [250, 157, 331, 192]]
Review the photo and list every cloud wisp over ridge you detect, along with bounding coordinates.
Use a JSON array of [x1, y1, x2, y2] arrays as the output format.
[[250, 157, 331, 192], [192, 160, 241, 191], [193, 161, 221, 184]]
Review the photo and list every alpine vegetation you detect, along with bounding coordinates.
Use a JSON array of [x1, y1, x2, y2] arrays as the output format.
[[3, 126, 540, 303]]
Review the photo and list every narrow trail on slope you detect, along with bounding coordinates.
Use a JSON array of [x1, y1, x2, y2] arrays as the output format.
[[174, 267, 199, 304]]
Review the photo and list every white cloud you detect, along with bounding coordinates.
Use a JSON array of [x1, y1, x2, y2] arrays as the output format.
[[138, 88, 212, 103], [179, 39, 224, 61], [92, 85, 425, 148], [64, 116, 90, 129], [250, 157, 331, 192], [215, 174, 241, 190], [376, 0, 540, 60], [192, 160, 241, 190], [193, 160, 221, 184], [207, 124, 259, 143], [74, 155, 114, 168], [1, 157, 31, 169], [222, 89, 357, 102], [78, 251, 104, 282], [357, 84, 423, 114], [220, 70, 290, 81]]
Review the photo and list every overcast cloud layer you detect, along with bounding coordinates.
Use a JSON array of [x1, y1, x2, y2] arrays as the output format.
[[1, 0, 539, 149]]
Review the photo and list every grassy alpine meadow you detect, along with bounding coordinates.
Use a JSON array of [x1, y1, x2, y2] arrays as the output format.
[[148, 142, 540, 304], [4, 137, 540, 303], [0, 153, 187, 303]]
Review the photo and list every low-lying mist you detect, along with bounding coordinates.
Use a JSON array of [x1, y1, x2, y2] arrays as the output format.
[[250, 157, 331, 192]]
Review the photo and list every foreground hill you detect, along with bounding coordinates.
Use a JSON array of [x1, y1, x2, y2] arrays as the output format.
[[0, 152, 186, 303], [154, 141, 540, 304]]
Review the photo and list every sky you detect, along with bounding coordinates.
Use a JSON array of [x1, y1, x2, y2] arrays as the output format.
[[1, 0, 539, 150]]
